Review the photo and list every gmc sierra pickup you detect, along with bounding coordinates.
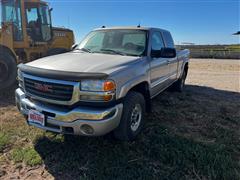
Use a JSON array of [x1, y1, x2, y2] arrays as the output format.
[[16, 27, 190, 141]]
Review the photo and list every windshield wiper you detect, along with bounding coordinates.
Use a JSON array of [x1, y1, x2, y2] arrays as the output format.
[[77, 48, 92, 53], [99, 49, 127, 56]]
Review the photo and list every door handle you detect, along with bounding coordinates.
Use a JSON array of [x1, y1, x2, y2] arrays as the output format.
[[167, 60, 170, 65]]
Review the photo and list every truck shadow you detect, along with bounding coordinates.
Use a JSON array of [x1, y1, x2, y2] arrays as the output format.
[[34, 85, 240, 179]]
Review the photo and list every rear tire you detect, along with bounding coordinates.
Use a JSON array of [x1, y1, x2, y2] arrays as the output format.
[[172, 70, 187, 92], [113, 91, 146, 141], [0, 52, 17, 91]]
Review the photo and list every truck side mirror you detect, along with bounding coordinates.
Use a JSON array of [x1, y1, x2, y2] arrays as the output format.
[[160, 48, 176, 58], [151, 49, 161, 58], [151, 48, 176, 58]]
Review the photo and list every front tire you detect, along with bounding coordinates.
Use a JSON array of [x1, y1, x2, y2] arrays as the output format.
[[114, 91, 145, 141]]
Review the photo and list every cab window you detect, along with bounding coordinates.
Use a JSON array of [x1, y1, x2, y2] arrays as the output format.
[[2, 0, 23, 41], [26, 8, 38, 23], [25, 6, 42, 41], [162, 31, 174, 48], [151, 31, 165, 51], [25, 3, 52, 42], [39, 5, 51, 41]]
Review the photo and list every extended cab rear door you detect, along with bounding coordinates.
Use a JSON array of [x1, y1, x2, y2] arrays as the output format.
[[149, 30, 170, 97], [162, 31, 178, 82]]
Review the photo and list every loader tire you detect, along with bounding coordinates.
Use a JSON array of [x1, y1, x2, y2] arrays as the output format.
[[0, 52, 17, 91]]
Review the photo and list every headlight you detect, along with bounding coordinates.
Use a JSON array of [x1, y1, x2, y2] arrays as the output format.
[[80, 80, 116, 102], [81, 80, 116, 92]]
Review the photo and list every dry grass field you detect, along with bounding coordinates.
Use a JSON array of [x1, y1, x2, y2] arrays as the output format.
[[0, 59, 239, 179], [177, 45, 240, 59]]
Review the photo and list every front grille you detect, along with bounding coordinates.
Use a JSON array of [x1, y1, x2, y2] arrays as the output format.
[[24, 78, 74, 101]]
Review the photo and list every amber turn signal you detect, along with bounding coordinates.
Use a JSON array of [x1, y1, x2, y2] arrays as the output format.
[[104, 81, 116, 91]]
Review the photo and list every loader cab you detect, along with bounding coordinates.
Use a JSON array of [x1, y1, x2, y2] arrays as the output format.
[[1, 0, 53, 43], [25, 1, 52, 42]]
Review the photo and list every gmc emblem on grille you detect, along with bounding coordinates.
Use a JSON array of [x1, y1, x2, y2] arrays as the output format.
[[34, 83, 53, 92]]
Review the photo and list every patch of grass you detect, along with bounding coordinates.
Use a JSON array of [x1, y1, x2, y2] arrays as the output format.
[[0, 154, 6, 166], [0, 133, 10, 152], [11, 148, 24, 163], [32, 126, 240, 179], [142, 126, 239, 180], [11, 147, 42, 166]]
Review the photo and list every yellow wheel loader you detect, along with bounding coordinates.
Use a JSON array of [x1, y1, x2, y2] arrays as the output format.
[[0, 0, 75, 90]]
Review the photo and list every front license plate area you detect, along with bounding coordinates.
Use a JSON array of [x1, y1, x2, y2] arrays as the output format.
[[28, 110, 45, 126]]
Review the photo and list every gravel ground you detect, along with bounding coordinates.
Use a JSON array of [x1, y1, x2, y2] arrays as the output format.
[[187, 59, 240, 92]]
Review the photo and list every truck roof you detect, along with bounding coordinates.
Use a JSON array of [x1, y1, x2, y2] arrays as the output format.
[[94, 26, 170, 33]]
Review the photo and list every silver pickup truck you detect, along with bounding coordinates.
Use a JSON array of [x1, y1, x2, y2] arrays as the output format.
[[16, 27, 190, 141]]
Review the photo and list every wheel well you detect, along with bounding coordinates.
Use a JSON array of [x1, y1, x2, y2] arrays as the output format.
[[129, 82, 151, 113], [0, 45, 16, 61]]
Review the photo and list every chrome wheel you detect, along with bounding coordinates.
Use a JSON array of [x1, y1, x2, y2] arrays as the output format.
[[130, 104, 142, 132]]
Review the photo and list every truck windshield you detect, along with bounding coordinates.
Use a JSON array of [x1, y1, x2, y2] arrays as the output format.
[[78, 30, 147, 56]]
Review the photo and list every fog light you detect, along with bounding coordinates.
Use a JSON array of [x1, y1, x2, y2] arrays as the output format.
[[80, 94, 113, 102], [80, 95, 104, 101], [80, 124, 94, 135], [103, 95, 113, 101]]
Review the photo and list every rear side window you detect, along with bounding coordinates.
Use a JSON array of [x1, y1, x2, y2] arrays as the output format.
[[151, 31, 165, 51], [162, 31, 174, 48]]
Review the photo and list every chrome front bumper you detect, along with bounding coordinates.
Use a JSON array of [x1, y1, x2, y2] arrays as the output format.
[[15, 88, 123, 136]]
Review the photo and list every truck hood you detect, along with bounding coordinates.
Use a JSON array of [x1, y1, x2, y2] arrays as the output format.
[[26, 51, 140, 75]]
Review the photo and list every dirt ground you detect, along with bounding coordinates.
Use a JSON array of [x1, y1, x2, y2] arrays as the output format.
[[187, 59, 240, 92], [0, 58, 239, 179]]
